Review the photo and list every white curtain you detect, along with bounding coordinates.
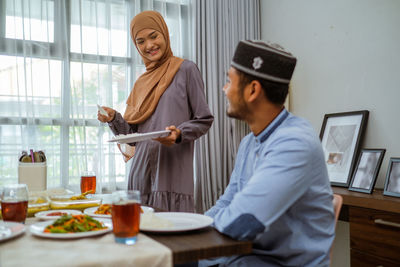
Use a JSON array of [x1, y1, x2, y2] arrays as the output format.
[[0, 0, 192, 192], [193, 0, 261, 212]]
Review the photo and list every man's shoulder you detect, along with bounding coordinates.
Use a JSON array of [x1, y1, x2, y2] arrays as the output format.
[[273, 115, 321, 149], [240, 132, 254, 144]]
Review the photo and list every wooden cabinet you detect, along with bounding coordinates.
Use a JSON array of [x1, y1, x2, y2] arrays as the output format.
[[351, 249, 399, 267], [332, 187, 400, 267], [349, 206, 400, 266]]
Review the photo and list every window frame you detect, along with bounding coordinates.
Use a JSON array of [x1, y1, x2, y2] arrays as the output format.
[[0, 0, 192, 190]]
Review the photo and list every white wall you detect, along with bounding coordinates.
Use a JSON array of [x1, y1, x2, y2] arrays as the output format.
[[260, 1, 400, 266], [261, 0, 400, 188]]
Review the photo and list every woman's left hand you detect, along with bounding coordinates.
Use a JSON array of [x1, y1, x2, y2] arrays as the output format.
[[154, 125, 181, 147]]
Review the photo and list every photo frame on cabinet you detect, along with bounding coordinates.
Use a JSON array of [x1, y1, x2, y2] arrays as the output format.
[[348, 149, 385, 194], [383, 158, 400, 198], [319, 110, 369, 187]]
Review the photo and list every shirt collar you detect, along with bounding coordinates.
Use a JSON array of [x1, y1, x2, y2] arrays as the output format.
[[254, 109, 289, 143]]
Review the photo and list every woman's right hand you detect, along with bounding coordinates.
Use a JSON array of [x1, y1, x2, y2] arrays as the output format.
[[97, 106, 116, 123]]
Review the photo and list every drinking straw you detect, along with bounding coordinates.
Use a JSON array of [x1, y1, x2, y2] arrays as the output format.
[[30, 149, 35, 163]]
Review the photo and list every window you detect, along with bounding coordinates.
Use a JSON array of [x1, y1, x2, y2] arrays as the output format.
[[0, 0, 192, 192]]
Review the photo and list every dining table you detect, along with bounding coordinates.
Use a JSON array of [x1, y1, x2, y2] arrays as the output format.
[[0, 203, 252, 266], [147, 225, 253, 265]]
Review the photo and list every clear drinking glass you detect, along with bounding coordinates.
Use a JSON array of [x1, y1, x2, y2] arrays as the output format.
[[111, 190, 141, 245], [1, 184, 29, 223], [80, 171, 96, 195]]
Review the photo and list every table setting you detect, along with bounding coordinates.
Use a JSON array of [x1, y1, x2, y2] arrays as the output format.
[[0, 180, 220, 267]]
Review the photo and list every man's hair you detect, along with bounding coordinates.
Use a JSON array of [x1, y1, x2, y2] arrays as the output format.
[[237, 69, 289, 105]]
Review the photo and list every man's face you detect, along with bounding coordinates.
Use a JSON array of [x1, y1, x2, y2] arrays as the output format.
[[223, 67, 251, 120]]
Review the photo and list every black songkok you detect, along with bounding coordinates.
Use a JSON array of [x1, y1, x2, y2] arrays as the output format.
[[231, 40, 297, 84]]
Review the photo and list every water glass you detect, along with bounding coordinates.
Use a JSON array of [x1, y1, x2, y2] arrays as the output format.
[[1, 184, 29, 223], [111, 190, 141, 245], [80, 171, 96, 194]]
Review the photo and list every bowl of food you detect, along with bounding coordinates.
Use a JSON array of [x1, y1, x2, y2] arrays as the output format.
[[27, 196, 50, 217], [50, 192, 101, 210]]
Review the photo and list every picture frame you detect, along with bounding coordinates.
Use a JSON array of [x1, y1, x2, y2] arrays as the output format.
[[319, 110, 369, 187], [348, 149, 385, 194], [383, 158, 400, 198]]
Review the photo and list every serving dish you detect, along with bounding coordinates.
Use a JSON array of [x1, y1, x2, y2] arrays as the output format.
[[35, 209, 82, 220], [108, 130, 170, 144], [49, 195, 101, 210], [27, 196, 50, 217]]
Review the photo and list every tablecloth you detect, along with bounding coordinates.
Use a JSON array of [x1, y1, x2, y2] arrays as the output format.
[[0, 219, 172, 267]]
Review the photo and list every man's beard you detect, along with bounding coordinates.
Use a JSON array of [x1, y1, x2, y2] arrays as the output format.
[[226, 100, 250, 121]]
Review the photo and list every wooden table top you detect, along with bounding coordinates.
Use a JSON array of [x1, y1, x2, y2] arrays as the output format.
[[332, 186, 400, 214], [147, 226, 252, 264]]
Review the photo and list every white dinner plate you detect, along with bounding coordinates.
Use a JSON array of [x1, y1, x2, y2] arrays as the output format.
[[0, 222, 25, 243], [83, 207, 110, 218], [108, 130, 171, 144], [35, 209, 82, 220], [140, 212, 213, 233], [29, 218, 112, 239], [84, 205, 154, 218]]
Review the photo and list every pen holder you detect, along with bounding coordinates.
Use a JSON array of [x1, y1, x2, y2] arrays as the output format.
[[18, 162, 47, 191]]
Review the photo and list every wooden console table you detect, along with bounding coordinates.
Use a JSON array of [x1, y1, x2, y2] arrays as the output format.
[[332, 187, 400, 267]]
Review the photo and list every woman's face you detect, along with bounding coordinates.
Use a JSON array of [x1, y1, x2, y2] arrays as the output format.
[[135, 29, 166, 62]]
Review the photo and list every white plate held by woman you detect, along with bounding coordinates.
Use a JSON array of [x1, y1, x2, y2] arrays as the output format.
[[108, 130, 170, 144]]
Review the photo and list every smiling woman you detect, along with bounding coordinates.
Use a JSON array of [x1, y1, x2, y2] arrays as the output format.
[[0, 0, 194, 192], [97, 10, 213, 212]]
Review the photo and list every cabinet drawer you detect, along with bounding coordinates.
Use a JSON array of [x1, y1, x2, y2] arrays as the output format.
[[350, 206, 400, 262], [351, 249, 399, 267]]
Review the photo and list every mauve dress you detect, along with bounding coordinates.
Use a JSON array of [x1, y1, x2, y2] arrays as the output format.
[[108, 60, 214, 212]]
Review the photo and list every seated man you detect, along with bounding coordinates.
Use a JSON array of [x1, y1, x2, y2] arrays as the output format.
[[203, 40, 335, 266]]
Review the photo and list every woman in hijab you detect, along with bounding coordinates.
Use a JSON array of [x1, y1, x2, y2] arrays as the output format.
[[98, 10, 213, 212]]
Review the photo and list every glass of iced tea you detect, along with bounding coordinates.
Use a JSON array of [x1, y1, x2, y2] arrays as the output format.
[[1, 184, 29, 223], [80, 171, 96, 195], [111, 190, 141, 245]]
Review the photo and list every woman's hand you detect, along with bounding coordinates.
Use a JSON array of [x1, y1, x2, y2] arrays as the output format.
[[154, 125, 181, 147], [97, 106, 116, 123]]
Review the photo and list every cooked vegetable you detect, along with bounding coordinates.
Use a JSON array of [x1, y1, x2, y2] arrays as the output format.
[[44, 214, 107, 233], [95, 204, 112, 215], [69, 190, 94, 200]]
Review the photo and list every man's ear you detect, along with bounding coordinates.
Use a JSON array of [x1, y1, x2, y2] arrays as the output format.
[[246, 80, 263, 103]]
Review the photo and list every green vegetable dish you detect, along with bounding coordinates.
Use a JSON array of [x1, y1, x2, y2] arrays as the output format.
[[44, 214, 107, 233]]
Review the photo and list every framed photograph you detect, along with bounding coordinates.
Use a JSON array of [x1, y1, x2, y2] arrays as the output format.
[[383, 158, 400, 197], [319, 110, 369, 187], [348, 149, 385, 193]]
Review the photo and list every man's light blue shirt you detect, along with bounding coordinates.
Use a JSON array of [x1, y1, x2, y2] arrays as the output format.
[[205, 109, 335, 267]]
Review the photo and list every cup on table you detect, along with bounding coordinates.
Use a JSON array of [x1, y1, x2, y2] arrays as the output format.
[[111, 190, 141, 245], [80, 171, 96, 195], [1, 184, 29, 223]]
